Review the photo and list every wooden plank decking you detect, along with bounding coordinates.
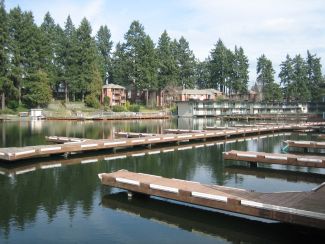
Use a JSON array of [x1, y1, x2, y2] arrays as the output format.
[[285, 140, 325, 149], [223, 150, 325, 168], [0, 122, 324, 161], [98, 170, 325, 229]]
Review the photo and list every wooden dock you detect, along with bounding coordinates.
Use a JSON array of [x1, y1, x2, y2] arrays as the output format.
[[223, 150, 325, 168], [98, 170, 325, 229], [285, 140, 325, 150], [0, 122, 324, 161], [225, 165, 325, 184]]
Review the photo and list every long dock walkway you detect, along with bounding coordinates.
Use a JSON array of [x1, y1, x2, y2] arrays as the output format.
[[0, 122, 324, 161], [223, 150, 325, 168], [98, 170, 325, 229], [285, 140, 325, 150]]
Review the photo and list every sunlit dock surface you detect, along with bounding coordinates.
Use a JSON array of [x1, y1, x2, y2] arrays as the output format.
[[0, 122, 324, 161], [99, 170, 325, 229]]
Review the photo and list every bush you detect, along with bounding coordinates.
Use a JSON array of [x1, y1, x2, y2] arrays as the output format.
[[85, 95, 100, 109], [7, 100, 19, 110], [103, 96, 110, 106], [112, 105, 127, 112], [128, 104, 140, 112]]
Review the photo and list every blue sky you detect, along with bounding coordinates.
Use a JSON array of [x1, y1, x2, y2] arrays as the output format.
[[5, 0, 325, 85]]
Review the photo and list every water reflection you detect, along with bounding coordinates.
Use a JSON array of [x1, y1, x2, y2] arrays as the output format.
[[0, 119, 324, 243], [101, 192, 325, 243]]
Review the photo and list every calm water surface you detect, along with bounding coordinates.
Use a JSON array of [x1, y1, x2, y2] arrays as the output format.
[[0, 119, 325, 243]]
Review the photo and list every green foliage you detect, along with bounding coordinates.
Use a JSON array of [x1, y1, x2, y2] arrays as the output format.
[[23, 70, 53, 108], [128, 104, 140, 112], [112, 105, 127, 112], [85, 95, 100, 108], [103, 96, 110, 106], [7, 100, 18, 110], [157, 31, 178, 89]]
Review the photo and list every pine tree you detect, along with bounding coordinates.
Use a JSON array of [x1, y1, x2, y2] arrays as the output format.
[[256, 54, 282, 102], [39, 12, 57, 89], [279, 54, 294, 101], [174, 36, 196, 89], [195, 59, 210, 89], [306, 50, 324, 101], [156, 30, 178, 89], [23, 70, 53, 108], [232, 46, 249, 94], [8, 7, 40, 106], [111, 42, 129, 86], [57, 15, 79, 101], [0, 0, 14, 109], [290, 54, 311, 102], [96, 25, 113, 84], [209, 39, 232, 94]]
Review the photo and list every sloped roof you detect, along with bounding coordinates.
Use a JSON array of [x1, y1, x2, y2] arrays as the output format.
[[102, 84, 125, 89], [179, 89, 222, 95]]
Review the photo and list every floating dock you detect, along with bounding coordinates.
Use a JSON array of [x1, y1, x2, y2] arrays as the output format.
[[0, 122, 324, 161], [223, 150, 325, 168], [285, 140, 325, 150], [98, 170, 325, 229]]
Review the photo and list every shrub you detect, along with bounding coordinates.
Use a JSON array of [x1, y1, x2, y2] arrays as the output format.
[[7, 100, 19, 110], [85, 95, 100, 109], [128, 104, 140, 112], [112, 105, 127, 112], [103, 96, 110, 106]]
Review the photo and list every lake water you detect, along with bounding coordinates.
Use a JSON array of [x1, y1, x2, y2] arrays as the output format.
[[0, 119, 325, 243]]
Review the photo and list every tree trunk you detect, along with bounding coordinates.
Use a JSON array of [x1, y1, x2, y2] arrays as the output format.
[[1, 92, 5, 110], [145, 89, 149, 107], [65, 82, 69, 103], [18, 86, 21, 105]]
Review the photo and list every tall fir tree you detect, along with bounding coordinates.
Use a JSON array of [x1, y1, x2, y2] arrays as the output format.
[[96, 25, 113, 84], [256, 54, 282, 102], [174, 36, 196, 89], [0, 0, 14, 109], [156, 30, 178, 89], [279, 54, 294, 101], [75, 17, 100, 101], [306, 50, 324, 101], [209, 39, 233, 94], [195, 59, 210, 89], [39, 12, 57, 89], [290, 54, 311, 102], [8, 7, 40, 105], [231, 46, 249, 94]]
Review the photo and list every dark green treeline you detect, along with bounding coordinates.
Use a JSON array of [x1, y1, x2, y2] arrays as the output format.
[[0, 1, 324, 110]]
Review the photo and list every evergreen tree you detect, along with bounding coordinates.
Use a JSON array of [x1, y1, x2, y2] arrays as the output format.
[[196, 59, 210, 89], [256, 54, 282, 102], [306, 50, 324, 101], [232, 46, 249, 94], [156, 30, 178, 89], [75, 17, 99, 101], [0, 0, 14, 109], [85, 65, 102, 108], [57, 15, 79, 101], [96, 25, 113, 84], [290, 54, 311, 102], [8, 7, 40, 105], [111, 42, 129, 86], [174, 36, 196, 89], [279, 54, 294, 101], [209, 39, 232, 94], [23, 70, 53, 108], [39, 12, 58, 90]]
